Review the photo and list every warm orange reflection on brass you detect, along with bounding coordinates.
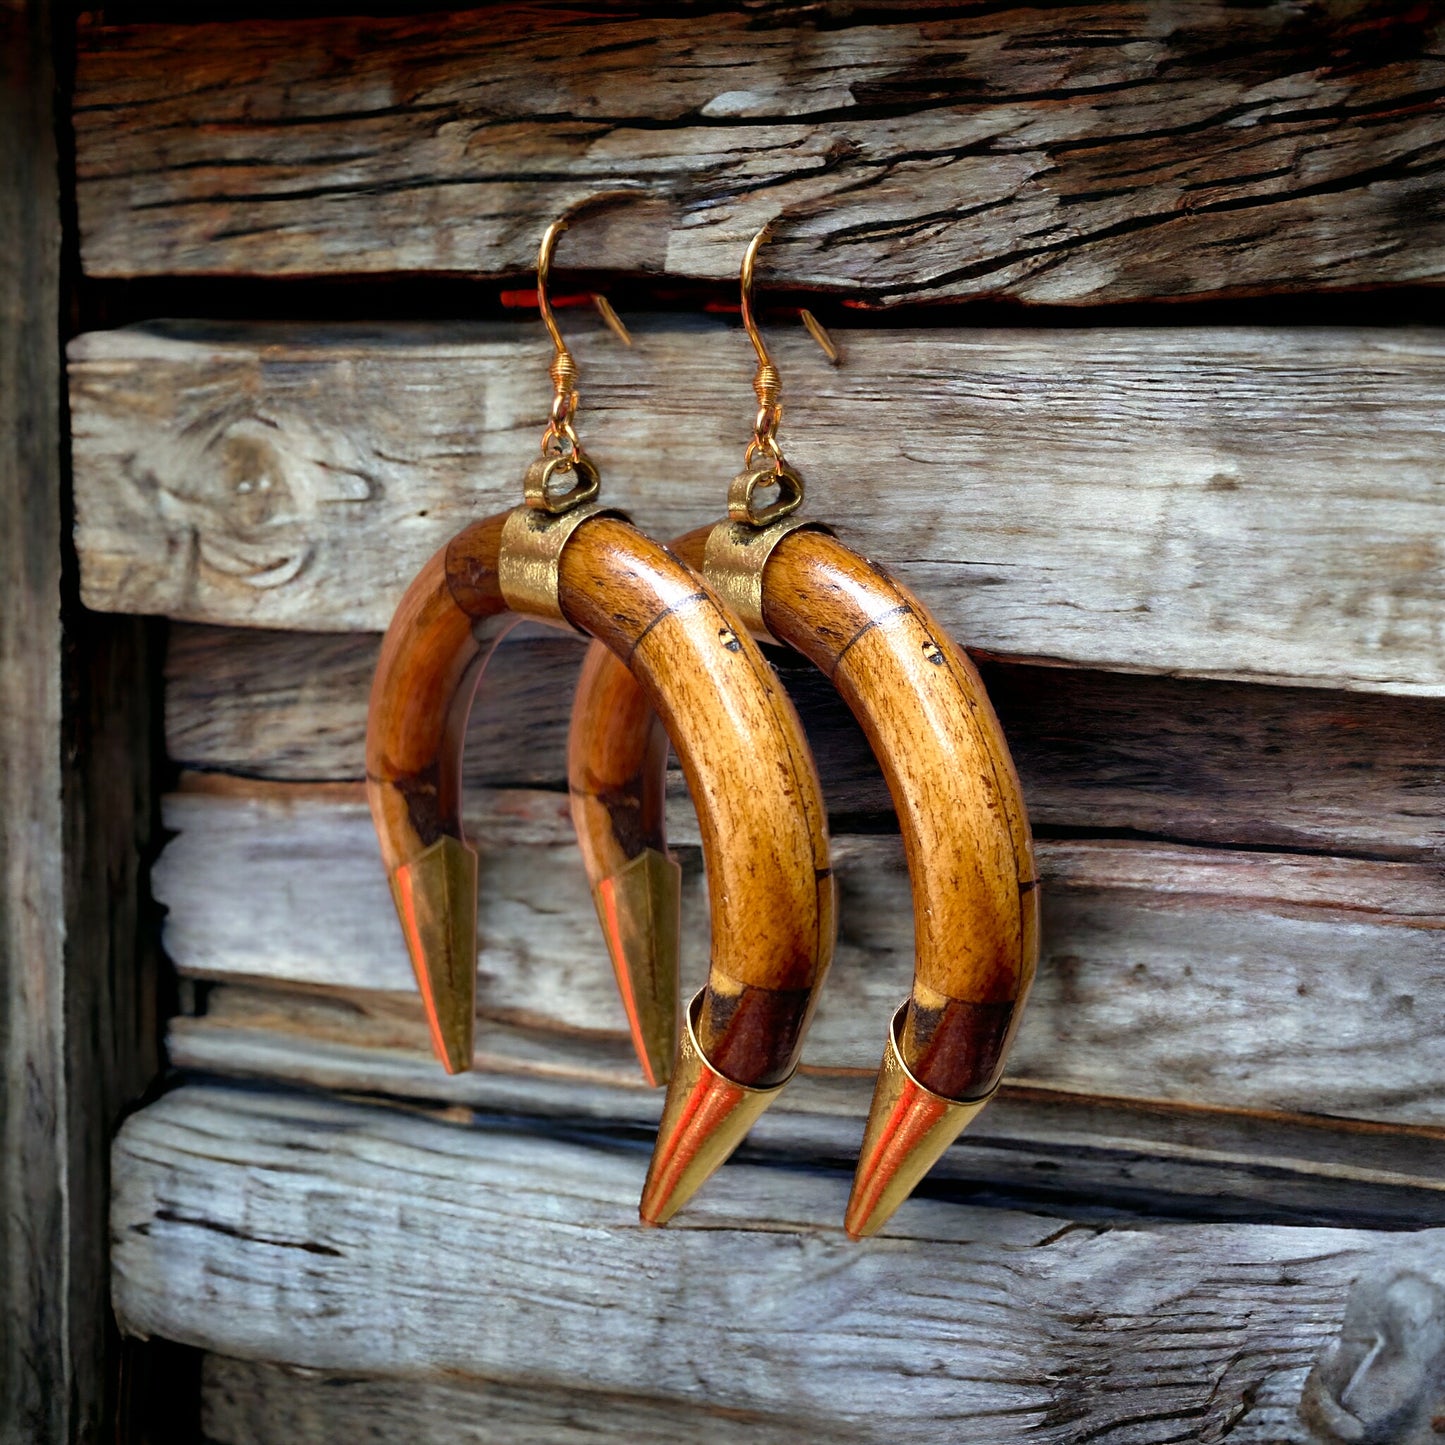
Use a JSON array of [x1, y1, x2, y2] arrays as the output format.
[[640, 992, 788, 1226]]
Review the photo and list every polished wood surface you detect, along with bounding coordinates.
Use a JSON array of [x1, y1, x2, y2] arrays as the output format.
[[575, 526, 1036, 1100], [366, 515, 510, 874], [561, 518, 833, 1088], [368, 511, 832, 1088], [763, 530, 1038, 1100], [567, 641, 669, 889]]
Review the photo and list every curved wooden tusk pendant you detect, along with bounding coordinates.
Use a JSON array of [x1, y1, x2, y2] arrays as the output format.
[[569, 521, 1039, 1235], [368, 507, 835, 1195]]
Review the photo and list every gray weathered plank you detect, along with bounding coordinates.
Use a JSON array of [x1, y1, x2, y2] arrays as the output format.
[[170, 984, 1445, 1229], [71, 322, 1445, 693], [112, 1083, 1445, 1443], [0, 7, 69, 1431], [153, 779, 1445, 1124], [166, 621, 1445, 857], [1, 5, 157, 1438], [168, 623, 586, 790], [197, 1351, 1318, 1445], [201, 1354, 834, 1445], [74, 4, 1445, 305]]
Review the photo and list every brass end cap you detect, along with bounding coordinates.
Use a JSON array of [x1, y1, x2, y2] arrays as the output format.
[[389, 835, 479, 1075], [639, 989, 790, 1226], [844, 1002, 995, 1240], [594, 848, 682, 1088]]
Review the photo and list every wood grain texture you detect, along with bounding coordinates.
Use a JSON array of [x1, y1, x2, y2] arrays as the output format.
[[170, 983, 1445, 1229], [70, 321, 1445, 693], [188, 1347, 1376, 1445], [73, 3, 1445, 304], [166, 622, 1445, 860], [1, 5, 157, 1438], [1, 6, 69, 1431], [201, 1355, 840, 1445], [566, 635, 668, 884], [112, 1083, 1445, 1443], [152, 779, 1445, 1125], [558, 517, 834, 1081]]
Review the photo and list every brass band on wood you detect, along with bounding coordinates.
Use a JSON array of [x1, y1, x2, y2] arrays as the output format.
[[702, 514, 830, 644], [497, 499, 623, 625]]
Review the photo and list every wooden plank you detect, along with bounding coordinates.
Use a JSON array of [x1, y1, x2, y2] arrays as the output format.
[[112, 1083, 1445, 1442], [1, 5, 157, 1438], [0, 6, 69, 1430], [166, 621, 1445, 858], [197, 1362, 1306, 1445], [170, 984, 1445, 1229], [70, 321, 1445, 694], [73, 4, 1445, 304], [202, 1354, 835, 1445], [153, 779, 1445, 1124], [167, 623, 586, 791]]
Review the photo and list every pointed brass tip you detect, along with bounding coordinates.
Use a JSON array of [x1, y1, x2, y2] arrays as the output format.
[[389, 835, 479, 1075], [640, 990, 788, 1226], [595, 848, 682, 1088], [844, 1003, 995, 1240]]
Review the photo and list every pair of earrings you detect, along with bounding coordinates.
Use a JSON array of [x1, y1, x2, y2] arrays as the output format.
[[366, 213, 1039, 1239]]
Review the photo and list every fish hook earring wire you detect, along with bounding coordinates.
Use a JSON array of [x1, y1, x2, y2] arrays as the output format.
[[365, 205, 833, 1154], [568, 224, 1040, 1233]]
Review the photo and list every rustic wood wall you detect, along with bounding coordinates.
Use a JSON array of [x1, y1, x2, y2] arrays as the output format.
[[2, 3, 158, 1440], [61, 2, 1445, 1440]]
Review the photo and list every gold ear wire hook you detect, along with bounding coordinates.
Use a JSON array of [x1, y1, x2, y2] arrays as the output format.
[[534, 196, 638, 469], [739, 226, 841, 480], [536, 218, 570, 357], [592, 293, 633, 347], [800, 308, 840, 365], [537, 217, 583, 462], [740, 227, 783, 469], [741, 227, 839, 366]]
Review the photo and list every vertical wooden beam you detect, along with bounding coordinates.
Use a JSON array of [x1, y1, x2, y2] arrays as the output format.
[[1, 4, 157, 1439], [0, 4, 70, 1435]]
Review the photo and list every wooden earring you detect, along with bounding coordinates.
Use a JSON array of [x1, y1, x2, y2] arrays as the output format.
[[569, 226, 1039, 1236], [365, 215, 834, 1220]]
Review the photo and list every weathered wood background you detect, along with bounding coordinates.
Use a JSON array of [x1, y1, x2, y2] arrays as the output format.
[[69, 321, 1445, 694], [61, 1, 1445, 1439], [74, 3, 1445, 303], [2, 3, 157, 1440]]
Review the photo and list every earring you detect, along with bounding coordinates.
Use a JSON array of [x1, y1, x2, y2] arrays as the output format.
[[569, 225, 1039, 1236], [366, 209, 834, 1209]]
